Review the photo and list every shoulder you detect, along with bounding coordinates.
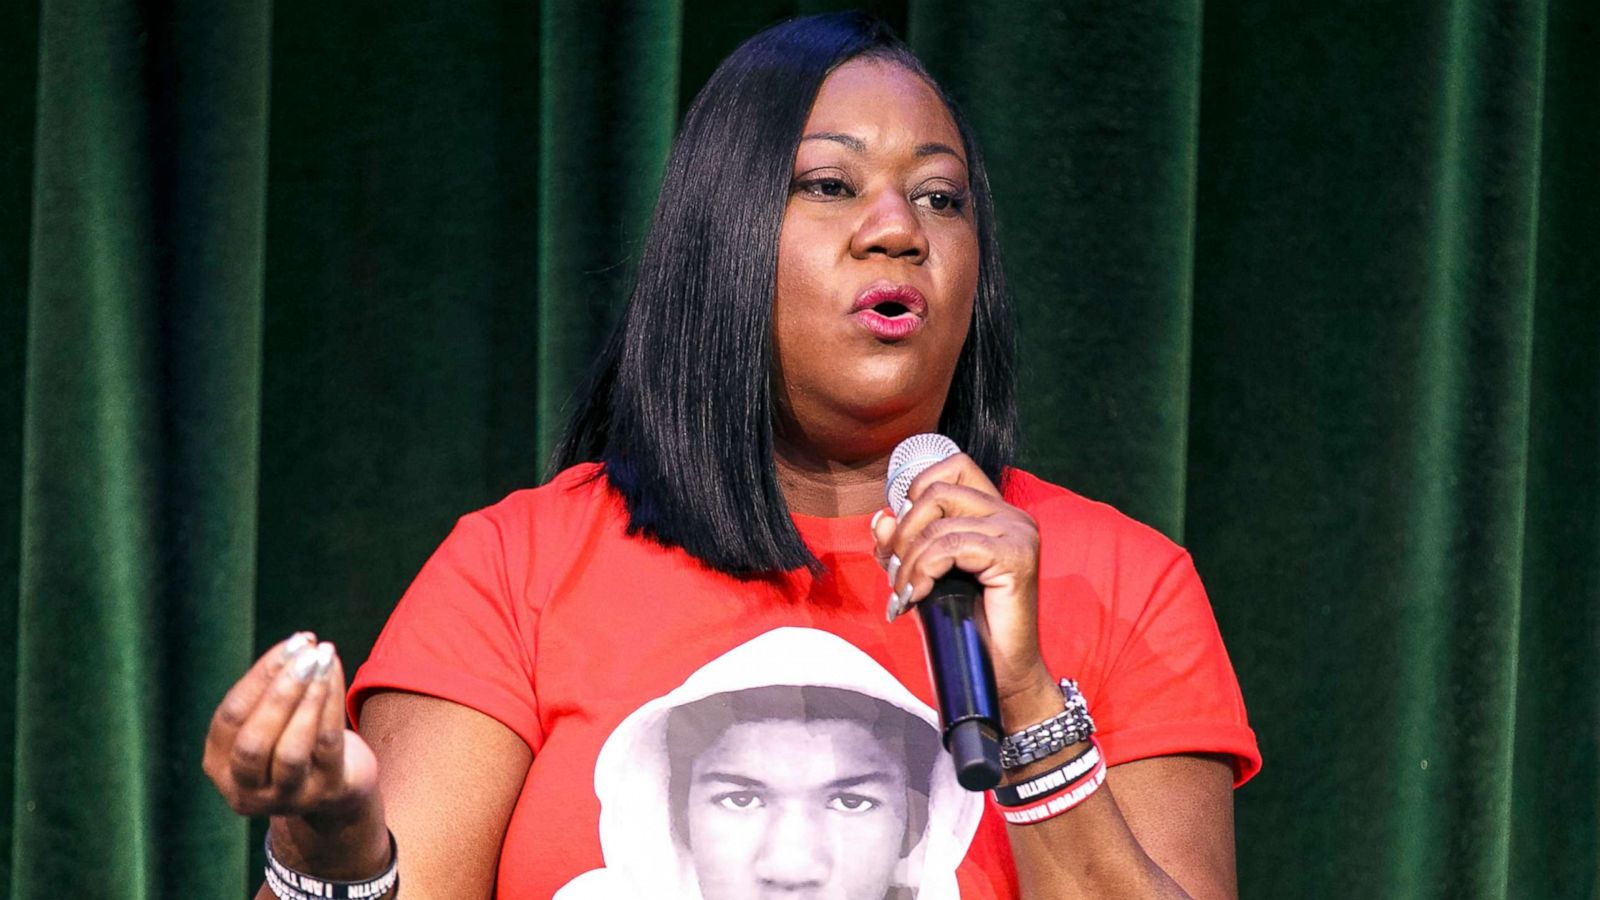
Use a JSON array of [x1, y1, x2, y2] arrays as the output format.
[[1007, 470, 1260, 783], [465, 462, 622, 536], [433, 463, 629, 587], [1002, 468, 1188, 573]]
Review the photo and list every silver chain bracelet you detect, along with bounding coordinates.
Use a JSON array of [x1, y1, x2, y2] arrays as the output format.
[[998, 677, 1095, 769]]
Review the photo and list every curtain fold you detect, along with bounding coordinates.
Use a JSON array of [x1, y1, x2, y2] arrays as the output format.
[[11, 0, 270, 894], [1378, 0, 1545, 892], [3, 0, 1595, 896], [0, 0, 41, 889], [1510, 0, 1600, 890], [911, 0, 1205, 540], [1182, 1, 1594, 896], [535, 0, 682, 464]]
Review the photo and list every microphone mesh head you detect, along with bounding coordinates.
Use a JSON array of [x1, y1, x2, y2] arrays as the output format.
[[885, 433, 961, 516]]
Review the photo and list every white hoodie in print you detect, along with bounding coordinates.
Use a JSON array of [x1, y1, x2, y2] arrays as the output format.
[[553, 627, 984, 900]]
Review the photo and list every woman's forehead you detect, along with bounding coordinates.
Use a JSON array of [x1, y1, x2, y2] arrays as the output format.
[[800, 59, 962, 158]]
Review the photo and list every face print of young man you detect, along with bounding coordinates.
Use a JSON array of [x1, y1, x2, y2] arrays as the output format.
[[667, 685, 938, 900]]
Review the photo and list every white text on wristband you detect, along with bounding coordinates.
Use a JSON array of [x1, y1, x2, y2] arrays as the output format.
[[999, 759, 1107, 825]]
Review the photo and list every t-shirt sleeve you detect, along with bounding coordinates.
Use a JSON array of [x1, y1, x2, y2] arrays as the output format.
[[347, 509, 544, 753], [1092, 550, 1260, 787]]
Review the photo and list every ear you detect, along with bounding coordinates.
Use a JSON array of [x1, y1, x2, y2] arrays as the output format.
[[892, 825, 929, 892]]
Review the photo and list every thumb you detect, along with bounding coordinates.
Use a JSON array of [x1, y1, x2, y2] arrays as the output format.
[[342, 729, 380, 800]]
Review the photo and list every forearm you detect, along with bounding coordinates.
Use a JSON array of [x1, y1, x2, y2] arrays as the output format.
[[1005, 775, 1191, 899], [997, 680, 1203, 899]]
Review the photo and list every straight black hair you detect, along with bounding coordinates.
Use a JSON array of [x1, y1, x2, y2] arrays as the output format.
[[552, 12, 1017, 577]]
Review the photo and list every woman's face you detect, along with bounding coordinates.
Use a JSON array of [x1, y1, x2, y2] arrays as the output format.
[[772, 59, 979, 461]]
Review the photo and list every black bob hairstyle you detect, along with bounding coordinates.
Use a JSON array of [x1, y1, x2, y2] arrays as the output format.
[[552, 12, 1018, 577]]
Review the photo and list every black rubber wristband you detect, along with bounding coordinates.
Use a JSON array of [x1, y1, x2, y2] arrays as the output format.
[[991, 739, 1101, 808], [264, 829, 398, 899]]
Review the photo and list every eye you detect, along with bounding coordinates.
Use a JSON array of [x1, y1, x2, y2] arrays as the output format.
[[793, 171, 856, 200], [827, 793, 880, 813], [793, 166, 857, 199], [914, 188, 967, 215], [713, 791, 764, 811]]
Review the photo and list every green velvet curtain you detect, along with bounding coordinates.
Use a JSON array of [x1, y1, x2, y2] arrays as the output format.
[[2, 0, 1594, 896]]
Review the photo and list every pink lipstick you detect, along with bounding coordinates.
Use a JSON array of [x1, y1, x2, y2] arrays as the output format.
[[850, 283, 928, 341]]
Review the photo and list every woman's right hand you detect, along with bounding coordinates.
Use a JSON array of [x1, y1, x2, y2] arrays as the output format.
[[203, 633, 381, 825]]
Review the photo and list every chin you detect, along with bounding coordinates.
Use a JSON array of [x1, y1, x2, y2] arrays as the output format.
[[838, 381, 924, 419], [837, 396, 943, 450], [850, 353, 933, 394]]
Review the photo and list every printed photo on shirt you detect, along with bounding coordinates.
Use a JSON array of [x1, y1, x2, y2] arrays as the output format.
[[553, 627, 984, 900]]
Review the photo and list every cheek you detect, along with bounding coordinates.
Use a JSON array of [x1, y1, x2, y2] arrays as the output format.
[[687, 804, 761, 872], [774, 226, 830, 325], [834, 814, 908, 897], [935, 234, 980, 350], [834, 790, 911, 855], [838, 813, 905, 856], [939, 228, 981, 304], [772, 236, 845, 389]]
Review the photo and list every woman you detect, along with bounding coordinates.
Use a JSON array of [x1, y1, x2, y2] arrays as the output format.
[[203, 13, 1259, 898]]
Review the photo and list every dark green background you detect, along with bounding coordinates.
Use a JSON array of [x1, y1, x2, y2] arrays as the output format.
[[3, 0, 1595, 896]]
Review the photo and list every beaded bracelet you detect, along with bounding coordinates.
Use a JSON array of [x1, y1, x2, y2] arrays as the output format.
[[991, 738, 1101, 808], [265, 830, 398, 900]]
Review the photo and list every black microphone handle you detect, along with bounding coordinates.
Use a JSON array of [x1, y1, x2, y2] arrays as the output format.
[[916, 569, 1003, 791]]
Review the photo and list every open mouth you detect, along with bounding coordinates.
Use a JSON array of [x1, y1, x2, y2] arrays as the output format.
[[850, 284, 927, 340], [851, 283, 928, 319]]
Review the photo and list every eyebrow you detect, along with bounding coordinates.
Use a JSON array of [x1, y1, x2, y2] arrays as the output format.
[[696, 772, 766, 788], [826, 772, 895, 790], [801, 132, 967, 167], [802, 131, 866, 152], [694, 771, 896, 789]]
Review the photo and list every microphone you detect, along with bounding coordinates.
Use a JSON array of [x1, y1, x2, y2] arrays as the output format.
[[885, 434, 1003, 791]]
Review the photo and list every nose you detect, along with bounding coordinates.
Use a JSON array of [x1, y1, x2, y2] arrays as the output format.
[[754, 802, 832, 890], [849, 188, 928, 262]]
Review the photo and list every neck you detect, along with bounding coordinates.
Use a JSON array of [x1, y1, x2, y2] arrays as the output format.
[[773, 437, 892, 518]]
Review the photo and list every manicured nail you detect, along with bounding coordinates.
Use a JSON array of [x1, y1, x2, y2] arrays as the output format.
[[886, 592, 900, 623], [870, 509, 885, 531], [886, 584, 915, 621], [281, 632, 314, 660], [886, 554, 901, 586], [313, 643, 336, 680], [289, 645, 319, 682]]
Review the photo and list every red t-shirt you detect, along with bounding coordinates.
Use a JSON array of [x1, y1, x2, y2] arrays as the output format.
[[350, 463, 1259, 899]]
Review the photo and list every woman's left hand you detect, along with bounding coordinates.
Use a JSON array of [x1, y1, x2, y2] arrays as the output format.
[[870, 452, 1058, 713]]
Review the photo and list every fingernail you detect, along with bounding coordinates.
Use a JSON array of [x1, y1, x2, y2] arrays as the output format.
[[289, 645, 319, 682], [313, 643, 336, 680], [281, 632, 314, 660], [886, 554, 901, 586], [886, 591, 900, 623], [887, 584, 915, 621], [870, 509, 885, 531]]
